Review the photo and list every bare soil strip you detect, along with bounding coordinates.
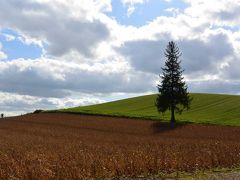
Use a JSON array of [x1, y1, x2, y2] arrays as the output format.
[[0, 113, 240, 179]]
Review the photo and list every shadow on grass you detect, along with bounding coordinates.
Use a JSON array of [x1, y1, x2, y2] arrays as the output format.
[[151, 121, 190, 134]]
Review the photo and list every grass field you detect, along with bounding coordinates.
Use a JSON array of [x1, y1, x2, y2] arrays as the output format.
[[57, 93, 240, 126]]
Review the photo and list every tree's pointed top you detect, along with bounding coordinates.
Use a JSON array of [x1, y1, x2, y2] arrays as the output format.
[[168, 41, 175, 46]]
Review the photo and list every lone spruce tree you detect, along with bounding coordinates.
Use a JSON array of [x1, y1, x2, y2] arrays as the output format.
[[155, 41, 191, 124]]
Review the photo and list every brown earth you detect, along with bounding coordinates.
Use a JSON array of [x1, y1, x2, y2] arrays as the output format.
[[0, 113, 240, 179]]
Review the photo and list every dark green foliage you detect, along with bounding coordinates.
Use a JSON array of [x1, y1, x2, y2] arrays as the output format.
[[156, 41, 192, 123], [33, 109, 43, 114]]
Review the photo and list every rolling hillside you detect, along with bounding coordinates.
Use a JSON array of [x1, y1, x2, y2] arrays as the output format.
[[57, 93, 240, 126]]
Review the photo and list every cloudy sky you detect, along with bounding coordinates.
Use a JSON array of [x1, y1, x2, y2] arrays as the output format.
[[0, 0, 240, 116]]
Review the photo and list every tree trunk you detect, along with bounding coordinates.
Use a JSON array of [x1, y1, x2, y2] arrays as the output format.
[[171, 106, 175, 125]]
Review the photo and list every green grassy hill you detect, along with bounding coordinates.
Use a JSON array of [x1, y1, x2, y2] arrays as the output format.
[[57, 93, 240, 126]]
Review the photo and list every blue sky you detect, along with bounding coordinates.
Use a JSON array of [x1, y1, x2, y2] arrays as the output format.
[[108, 0, 187, 26], [0, 0, 240, 115], [0, 29, 43, 60]]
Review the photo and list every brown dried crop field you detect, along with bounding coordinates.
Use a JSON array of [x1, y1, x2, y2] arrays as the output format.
[[0, 113, 240, 179]]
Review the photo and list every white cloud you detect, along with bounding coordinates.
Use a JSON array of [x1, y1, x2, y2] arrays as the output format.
[[2, 33, 15, 41], [17, 35, 43, 48], [188, 80, 240, 95], [0, 51, 7, 60], [0, 57, 156, 97], [165, 8, 180, 17], [0, 43, 7, 60], [0, 91, 105, 116], [116, 12, 237, 76], [0, 0, 111, 58], [121, 0, 147, 16], [184, 0, 240, 26], [121, 0, 173, 17]]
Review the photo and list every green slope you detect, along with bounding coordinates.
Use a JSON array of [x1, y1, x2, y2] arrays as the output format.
[[58, 93, 240, 126]]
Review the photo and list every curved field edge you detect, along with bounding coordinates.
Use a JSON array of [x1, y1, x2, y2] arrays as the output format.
[[49, 93, 240, 126], [132, 167, 240, 180], [122, 167, 240, 179]]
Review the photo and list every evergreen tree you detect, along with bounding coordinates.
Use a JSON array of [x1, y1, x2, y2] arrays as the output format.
[[155, 41, 192, 124]]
